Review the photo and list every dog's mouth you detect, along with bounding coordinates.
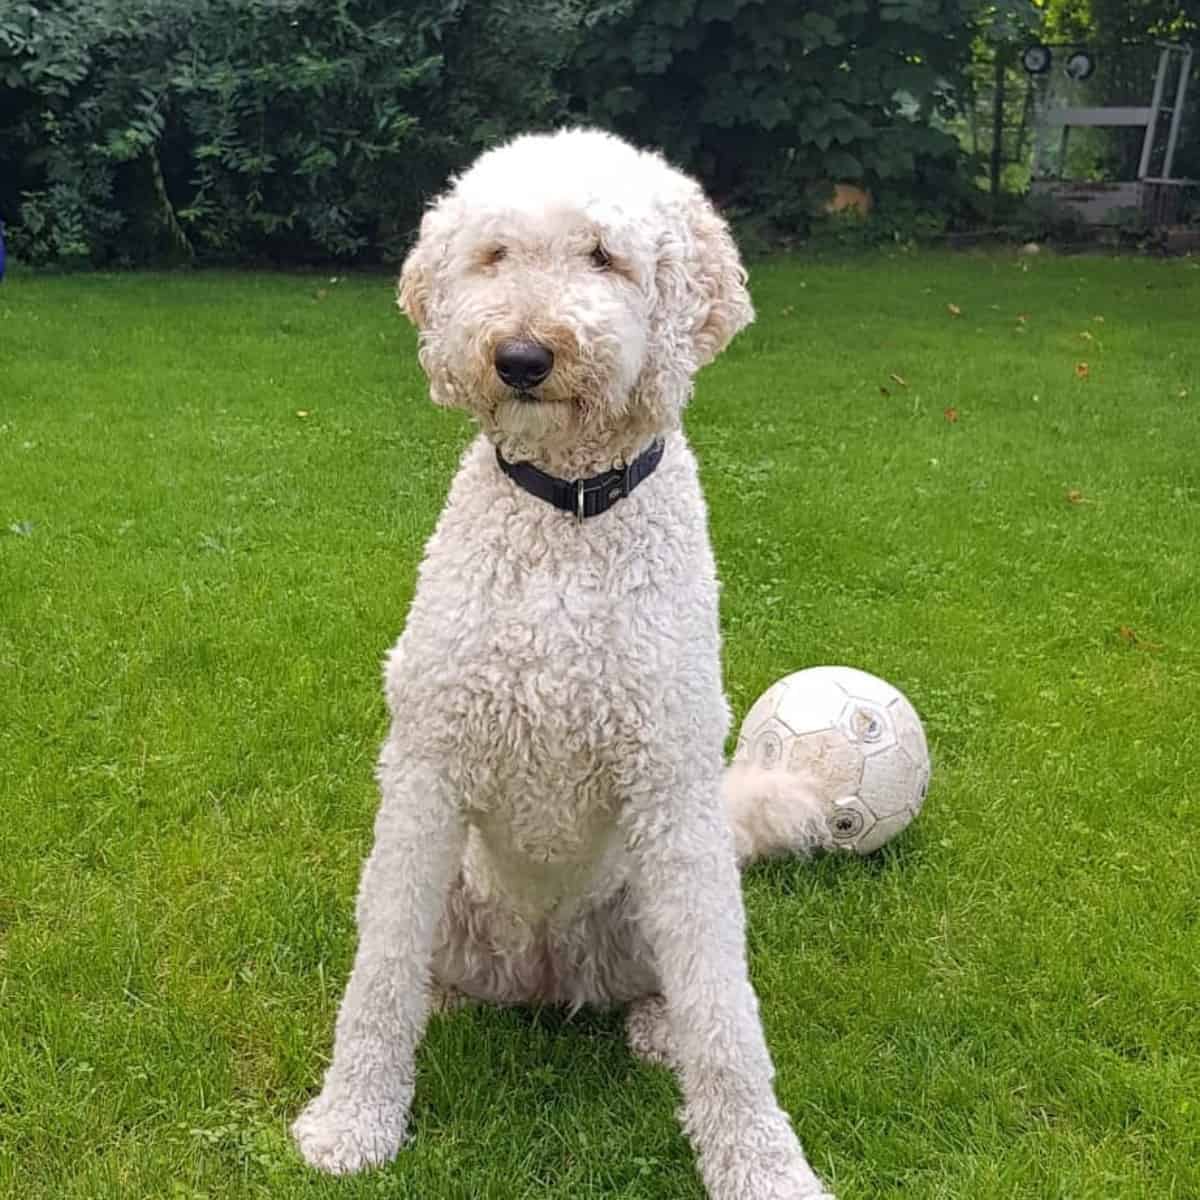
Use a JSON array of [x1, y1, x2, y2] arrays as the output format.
[[493, 388, 577, 439], [510, 386, 569, 405]]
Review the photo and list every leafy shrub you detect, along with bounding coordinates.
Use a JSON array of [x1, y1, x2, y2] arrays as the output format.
[[562, 0, 980, 241], [0, 0, 575, 266], [1010, 191, 1086, 242], [0, 0, 1038, 265]]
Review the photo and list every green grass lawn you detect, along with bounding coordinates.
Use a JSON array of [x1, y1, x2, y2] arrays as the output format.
[[2, 250, 1198, 1199]]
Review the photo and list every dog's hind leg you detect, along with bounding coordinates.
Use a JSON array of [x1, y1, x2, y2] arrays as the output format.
[[292, 740, 464, 1175]]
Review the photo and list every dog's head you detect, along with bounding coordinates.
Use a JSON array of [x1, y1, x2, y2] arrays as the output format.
[[398, 129, 753, 466]]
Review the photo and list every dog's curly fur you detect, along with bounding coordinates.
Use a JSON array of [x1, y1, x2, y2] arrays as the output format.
[[292, 128, 836, 1199]]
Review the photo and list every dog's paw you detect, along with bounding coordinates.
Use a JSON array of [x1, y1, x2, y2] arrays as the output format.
[[626, 994, 675, 1067], [721, 1169, 836, 1200], [738, 1167, 836, 1200], [291, 1090, 408, 1175], [715, 1157, 835, 1200], [696, 1108, 836, 1200]]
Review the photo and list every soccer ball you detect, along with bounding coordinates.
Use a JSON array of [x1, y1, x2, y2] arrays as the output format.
[[733, 666, 931, 855]]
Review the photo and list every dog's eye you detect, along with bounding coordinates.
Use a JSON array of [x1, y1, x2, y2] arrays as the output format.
[[485, 246, 507, 266], [590, 243, 612, 270]]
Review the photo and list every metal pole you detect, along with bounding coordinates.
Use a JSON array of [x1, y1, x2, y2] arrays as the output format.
[[1161, 46, 1193, 180], [1137, 47, 1171, 179]]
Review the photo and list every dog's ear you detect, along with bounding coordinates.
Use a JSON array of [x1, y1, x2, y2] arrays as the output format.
[[397, 195, 460, 331], [656, 186, 754, 370], [683, 191, 755, 366]]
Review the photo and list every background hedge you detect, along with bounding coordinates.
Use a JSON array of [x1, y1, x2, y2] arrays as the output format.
[[1, 0, 1196, 266]]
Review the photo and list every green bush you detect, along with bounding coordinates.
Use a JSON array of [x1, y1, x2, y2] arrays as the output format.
[[563, 0, 982, 239], [1008, 190, 1085, 242], [0, 0, 1048, 266], [0, 0, 575, 266]]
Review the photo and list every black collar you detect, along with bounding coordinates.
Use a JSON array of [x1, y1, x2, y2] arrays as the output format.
[[495, 438, 665, 521]]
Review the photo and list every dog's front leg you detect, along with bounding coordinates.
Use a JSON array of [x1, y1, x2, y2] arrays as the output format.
[[293, 747, 463, 1175], [623, 780, 836, 1200]]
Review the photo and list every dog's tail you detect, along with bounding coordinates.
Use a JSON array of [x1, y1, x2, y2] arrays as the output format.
[[721, 763, 836, 866]]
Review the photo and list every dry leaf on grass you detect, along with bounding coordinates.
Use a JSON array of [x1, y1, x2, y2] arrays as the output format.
[[947, 303, 962, 317], [1119, 625, 1164, 651], [889, 373, 908, 387], [296, 410, 311, 418], [944, 407, 959, 423], [1075, 362, 1090, 380]]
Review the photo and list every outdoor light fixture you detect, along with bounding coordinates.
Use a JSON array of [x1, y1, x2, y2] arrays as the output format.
[[1064, 50, 1096, 81], [1022, 43, 1053, 74]]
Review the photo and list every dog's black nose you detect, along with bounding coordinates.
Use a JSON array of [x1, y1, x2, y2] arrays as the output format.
[[494, 339, 554, 391]]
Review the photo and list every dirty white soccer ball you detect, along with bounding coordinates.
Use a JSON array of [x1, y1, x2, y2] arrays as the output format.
[[734, 666, 931, 854]]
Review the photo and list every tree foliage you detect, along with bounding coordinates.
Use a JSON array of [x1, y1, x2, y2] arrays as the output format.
[[566, 0, 978, 218], [0, 0, 575, 265], [1041, 0, 1199, 45], [0, 0, 1194, 266]]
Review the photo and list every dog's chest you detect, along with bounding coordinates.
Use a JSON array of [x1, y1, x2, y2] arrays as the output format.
[[449, 566, 653, 804], [391, 525, 694, 832]]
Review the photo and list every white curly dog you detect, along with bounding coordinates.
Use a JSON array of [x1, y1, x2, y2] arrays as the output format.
[[292, 128, 837, 1199]]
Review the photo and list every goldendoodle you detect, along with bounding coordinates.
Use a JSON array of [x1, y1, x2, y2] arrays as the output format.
[[293, 128, 836, 1200]]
